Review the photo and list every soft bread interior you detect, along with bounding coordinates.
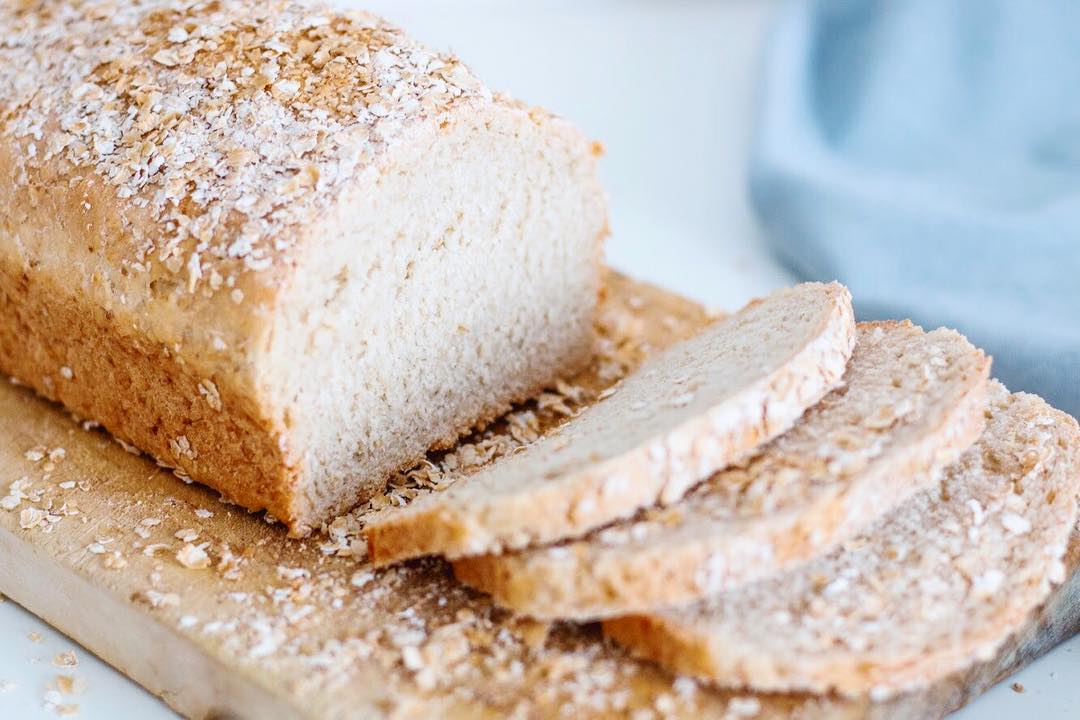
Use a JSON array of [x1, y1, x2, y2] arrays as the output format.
[[266, 106, 606, 524]]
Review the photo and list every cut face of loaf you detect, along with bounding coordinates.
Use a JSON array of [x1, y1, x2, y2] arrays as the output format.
[[605, 384, 1080, 698], [453, 321, 991, 620], [365, 282, 857, 565], [0, 1, 606, 532]]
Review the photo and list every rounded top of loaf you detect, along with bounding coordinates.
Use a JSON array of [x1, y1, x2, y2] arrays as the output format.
[[0, 0, 496, 290]]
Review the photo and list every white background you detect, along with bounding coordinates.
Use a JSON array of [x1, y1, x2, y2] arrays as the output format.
[[1, 1, 1076, 717]]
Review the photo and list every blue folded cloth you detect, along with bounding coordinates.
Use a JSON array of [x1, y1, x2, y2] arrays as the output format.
[[751, 0, 1080, 415]]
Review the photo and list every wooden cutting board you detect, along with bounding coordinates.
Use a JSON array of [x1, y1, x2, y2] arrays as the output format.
[[0, 272, 1076, 720]]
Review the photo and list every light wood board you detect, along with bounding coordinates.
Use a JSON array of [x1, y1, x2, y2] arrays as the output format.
[[0, 272, 1076, 720]]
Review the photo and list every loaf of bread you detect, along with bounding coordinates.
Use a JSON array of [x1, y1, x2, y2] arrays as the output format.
[[454, 321, 991, 619], [366, 283, 857, 565], [605, 384, 1080, 698], [0, 1, 606, 533]]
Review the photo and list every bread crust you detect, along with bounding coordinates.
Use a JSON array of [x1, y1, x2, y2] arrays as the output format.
[[453, 322, 992, 619], [0, 254, 297, 515], [366, 283, 857, 565], [0, 1, 604, 532], [604, 387, 1080, 698]]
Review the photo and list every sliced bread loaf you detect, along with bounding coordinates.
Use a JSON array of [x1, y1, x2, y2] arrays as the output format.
[[365, 283, 856, 565], [453, 321, 991, 619], [0, 1, 607, 534], [603, 384, 1080, 698]]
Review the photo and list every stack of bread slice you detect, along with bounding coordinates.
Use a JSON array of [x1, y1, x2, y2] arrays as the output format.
[[365, 281, 1080, 702]]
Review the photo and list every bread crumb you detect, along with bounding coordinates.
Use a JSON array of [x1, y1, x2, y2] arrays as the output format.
[[55, 675, 87, 694], [509, 617, 550, 650], [52, 651, 78, 668], [1011, 681, 1025, 693]]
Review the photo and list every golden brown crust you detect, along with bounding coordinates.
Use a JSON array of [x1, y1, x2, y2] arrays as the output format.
[[454, 322, 992, 620], [0, 1, 605, 531], [0, 272, 1075, 719], [0, 1, 494, 301], [605, 388, 1080, 699], [366, 284, 857, 566], [0, 257, 295, 517]]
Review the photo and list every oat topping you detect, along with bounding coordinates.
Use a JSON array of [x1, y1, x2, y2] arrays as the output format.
[[44, 688, 80, 717], [23, 279, 1018, 715], [174, 527, 200, 542], [0, 0, 490, 294], [54, 675, 88, 695], [1, 476, 30, 510], [52, 651, 78, 668], [456, 321, 987, 621], [590, 324, 983, 558], [620, 387, 1080, 698], [176, 542, 212, 569]]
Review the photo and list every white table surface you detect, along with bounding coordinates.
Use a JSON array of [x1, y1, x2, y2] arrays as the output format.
[[1, 1, 1076, 717]]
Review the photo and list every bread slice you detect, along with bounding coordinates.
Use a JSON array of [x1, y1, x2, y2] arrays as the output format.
[[0, 1, 607, 534], [365, 283, 856, 565], [604, 384, 1080, 698], [453, 321, 991, 619]]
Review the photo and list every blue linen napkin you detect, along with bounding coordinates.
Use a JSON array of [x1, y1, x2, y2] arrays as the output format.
[[751, 0, 1080, 415]]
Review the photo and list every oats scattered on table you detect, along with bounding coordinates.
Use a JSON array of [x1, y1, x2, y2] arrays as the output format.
[[52, 650, 78, 668], [55, 675, 88, 694]]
